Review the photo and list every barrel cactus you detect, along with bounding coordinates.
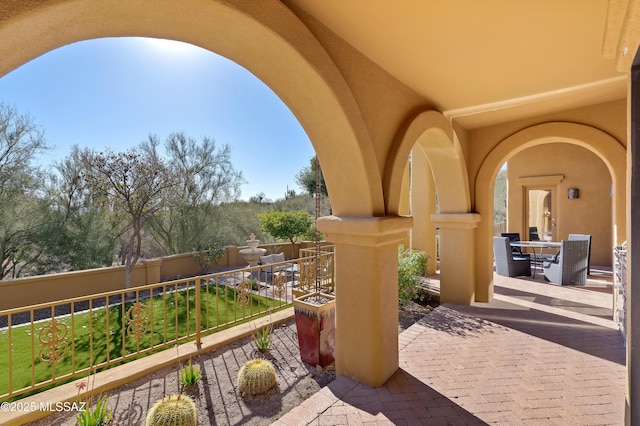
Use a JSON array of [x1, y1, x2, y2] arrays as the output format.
[[145, 394, 197, 426], [237, 358, 277, 396]]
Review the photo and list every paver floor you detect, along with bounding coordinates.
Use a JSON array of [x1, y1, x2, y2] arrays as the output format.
[[274, 272, 626, 425]]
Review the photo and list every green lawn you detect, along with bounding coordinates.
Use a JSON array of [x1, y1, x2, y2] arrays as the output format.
[[0, 283, 285, 399]]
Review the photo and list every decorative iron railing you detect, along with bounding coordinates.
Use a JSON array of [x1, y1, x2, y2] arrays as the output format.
[[299, 245, 334, 257], [0, 251, 334, 401], [613, 245, 627, 344]]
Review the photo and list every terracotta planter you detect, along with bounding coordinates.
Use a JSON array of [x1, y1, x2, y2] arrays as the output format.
[[293, 292, 336, 367]]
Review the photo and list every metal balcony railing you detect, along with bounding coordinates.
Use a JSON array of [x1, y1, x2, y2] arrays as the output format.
[[613, 245, 627, 344], [0, 251, 334, 401]]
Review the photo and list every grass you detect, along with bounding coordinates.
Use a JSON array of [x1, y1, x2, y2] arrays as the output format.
[[0, 283, 285, 399]]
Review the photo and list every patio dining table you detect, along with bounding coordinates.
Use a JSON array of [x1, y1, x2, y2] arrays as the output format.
[[510, 240, 562, 278]]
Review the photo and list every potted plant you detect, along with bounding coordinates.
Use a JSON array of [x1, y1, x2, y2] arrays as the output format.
[[293, 291, 335, 367], [293, 156, 336, 368]]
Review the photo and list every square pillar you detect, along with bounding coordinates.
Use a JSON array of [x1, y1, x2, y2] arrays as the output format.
[[411, 146, 438, 275], [318, 215, 413, 387], [431, 213, 482, 305]]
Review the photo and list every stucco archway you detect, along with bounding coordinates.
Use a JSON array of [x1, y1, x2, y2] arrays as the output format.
[[475, 122, 626, 302], [0, 0, 384, 217], [384, 110, 479, 304], [384, 110, 470, 214], [0, 0, 418, 388]]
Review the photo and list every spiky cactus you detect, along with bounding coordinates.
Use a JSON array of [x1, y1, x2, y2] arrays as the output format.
[[145, 394, 197, 426], [237, 358, 277, 396]]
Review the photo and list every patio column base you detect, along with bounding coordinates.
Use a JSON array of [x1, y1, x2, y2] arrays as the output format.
[[431, 213, 482, 304], [318, 215, 413, 387]]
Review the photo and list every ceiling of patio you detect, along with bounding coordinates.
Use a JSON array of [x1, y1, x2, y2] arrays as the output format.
[[288, 0, 627, 129]]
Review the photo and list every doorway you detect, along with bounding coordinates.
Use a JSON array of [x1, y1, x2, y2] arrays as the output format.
[[526, 188, 555, 241]]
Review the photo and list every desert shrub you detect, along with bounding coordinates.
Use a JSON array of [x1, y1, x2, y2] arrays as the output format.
[[74, 369, 113, 426], [397, 245, 429, 306], [179, 359, 202, 388], [253, 324, 273, 352], [75, 394, 112, 426]]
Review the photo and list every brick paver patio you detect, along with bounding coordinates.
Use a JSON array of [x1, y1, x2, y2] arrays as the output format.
[[274, 273, 626, 425]]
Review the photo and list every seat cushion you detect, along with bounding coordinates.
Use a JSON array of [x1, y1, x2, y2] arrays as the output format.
[[259, 255, 274, 265]]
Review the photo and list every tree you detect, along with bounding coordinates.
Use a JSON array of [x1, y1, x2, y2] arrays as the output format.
[[259, 210, 313, 258], [83, 147, 178, 289], [142, 132, 244, 255], [0, 103, 49, 279], [44, 146, 116, 271], [295, 156, 328, 198], [494, 166, 507, 224], [192, 243, 225, 274], [249, 192, 268, 204], [0, 190, 52, 279]]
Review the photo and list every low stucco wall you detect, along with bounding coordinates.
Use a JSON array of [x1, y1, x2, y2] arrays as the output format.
[[0, 241, 329, 311]]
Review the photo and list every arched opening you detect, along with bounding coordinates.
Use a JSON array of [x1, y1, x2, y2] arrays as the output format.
[[385, 110, 477, 304], [385, 110, 470, 215], [0, 0, 385, 216], [505, 142, 613, 266], [0, 37, 316, 205], [0, 0, 418, 389], [475, 122, 626, 301]]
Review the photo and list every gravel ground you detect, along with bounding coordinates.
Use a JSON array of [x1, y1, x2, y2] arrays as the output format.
[[25, 302, 433, 426]]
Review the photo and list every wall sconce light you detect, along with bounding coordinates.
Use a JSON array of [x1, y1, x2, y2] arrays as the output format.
[[567, 188, 579, 199]]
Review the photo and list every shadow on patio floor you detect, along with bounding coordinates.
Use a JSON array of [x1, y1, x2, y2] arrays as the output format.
[[275, 270, 625, 425]]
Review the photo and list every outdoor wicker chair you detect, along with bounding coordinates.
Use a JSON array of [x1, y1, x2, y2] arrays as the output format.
[[501, 232, 524, 256], [568, 233, 592, 275], [529, 226, 540, 241], [494, 236, 531, 278], [542, 239, 589, 285]]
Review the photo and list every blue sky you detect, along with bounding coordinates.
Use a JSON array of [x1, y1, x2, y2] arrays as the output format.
[[0, 37, 315, 201]]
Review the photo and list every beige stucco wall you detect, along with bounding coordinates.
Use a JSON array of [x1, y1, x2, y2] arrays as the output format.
[[0, 242, 321, 311], [507, 143, 613, 266]]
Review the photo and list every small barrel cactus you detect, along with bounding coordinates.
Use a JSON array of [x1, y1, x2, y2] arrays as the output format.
[[145, 394, 197, 426], [237, 358, 277, 396]]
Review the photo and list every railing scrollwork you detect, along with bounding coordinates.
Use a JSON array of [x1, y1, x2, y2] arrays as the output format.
[[38, 318, 69, 365]]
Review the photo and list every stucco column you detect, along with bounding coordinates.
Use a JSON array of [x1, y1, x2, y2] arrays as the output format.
[[411, 146, 438, 275], [318, 215, 413, 387], [431, 213, 482, 305], [398, 162, 412, 247]]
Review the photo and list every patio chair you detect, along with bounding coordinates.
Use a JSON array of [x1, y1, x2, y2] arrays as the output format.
[[259, 253, 299, 281], [529, 227, 540, 241], [494, 236, 531, 277], [501, 232, 524, 256], [542, 239, 589, 285], [568, 233, 592, 275]]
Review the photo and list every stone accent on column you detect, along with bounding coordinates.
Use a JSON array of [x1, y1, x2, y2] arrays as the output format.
[[318, 215, 413, 387], [431, 213, 482, 305]]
